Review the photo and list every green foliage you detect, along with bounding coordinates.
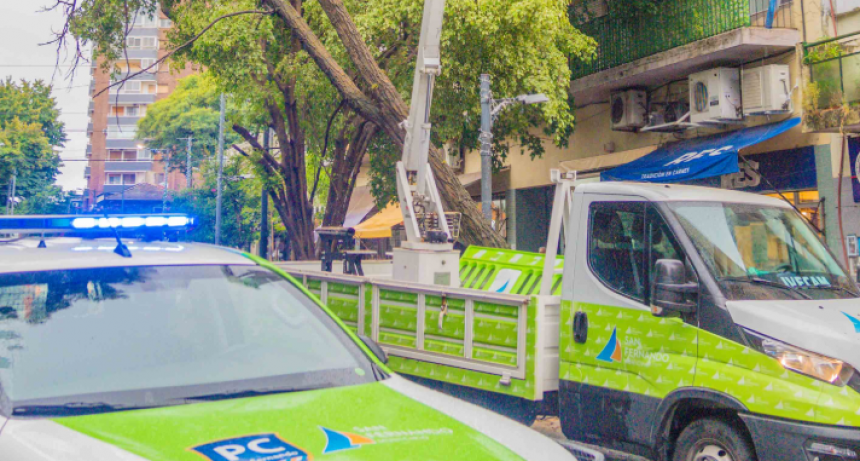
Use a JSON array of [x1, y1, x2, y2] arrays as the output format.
[[171, 156, 262, 250], [137, 73, 239, 174], [15, 186, 72, 215], [0, 78, 66, 213], [338, 0, 596, 203]]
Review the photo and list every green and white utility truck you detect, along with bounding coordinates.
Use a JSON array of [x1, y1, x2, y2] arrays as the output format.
[[288, 175, 860, 461]]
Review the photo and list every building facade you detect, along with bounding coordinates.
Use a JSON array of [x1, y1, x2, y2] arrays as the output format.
[[84, 11, 195, 212], [459, 0, 860, 273]]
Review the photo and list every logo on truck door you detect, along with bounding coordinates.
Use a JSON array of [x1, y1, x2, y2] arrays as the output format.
[[596, 327, 623, 363], [843, 312, 860, 333]]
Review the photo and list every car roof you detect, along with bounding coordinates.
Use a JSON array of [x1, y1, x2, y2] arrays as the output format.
[[0, 238, 255, 274], [575, 182, 792, 208]]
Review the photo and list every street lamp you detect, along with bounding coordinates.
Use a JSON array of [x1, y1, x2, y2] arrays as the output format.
[[479, 74, 548, 222]]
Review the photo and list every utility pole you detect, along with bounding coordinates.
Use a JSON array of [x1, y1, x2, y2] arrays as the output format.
[[479, 77, 549, 226], [162, 153, 170, 212], [215, 93, 226, 245], [7, 167, 18, 215], [259, 129, 270, 259], [479, 74, 493, 222], [181, 136, 193, 189]]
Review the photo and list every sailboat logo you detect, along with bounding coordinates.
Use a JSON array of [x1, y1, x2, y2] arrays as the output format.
[[487, 269, 522, 294], [843, 312, 860, 333], [596, 327, 623, 363]]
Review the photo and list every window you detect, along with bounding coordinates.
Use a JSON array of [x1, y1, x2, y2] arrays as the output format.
[[588, 202, 647, 301], [0, 266, 374, 415], [106, 173, 137, 185], [141, 58, 157, 71], [159, 18, 173, 28], [122, 150, 137, 161], [138, 148, 152, 160], [108, 150, 124, 161], [118, 81, 142, 94], [155, 173, 166, 185]]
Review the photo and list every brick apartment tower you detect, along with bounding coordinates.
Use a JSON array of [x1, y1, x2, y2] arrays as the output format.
[[84, 11, 196, 212]]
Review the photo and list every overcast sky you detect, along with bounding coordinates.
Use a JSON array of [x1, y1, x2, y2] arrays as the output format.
[[0, 2, 91, 192]]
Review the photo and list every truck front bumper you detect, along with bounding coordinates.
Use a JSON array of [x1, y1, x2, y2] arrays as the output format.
[[741, 413, 860, 461]]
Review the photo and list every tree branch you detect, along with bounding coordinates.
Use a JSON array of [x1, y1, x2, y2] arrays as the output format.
[[93, 9, 275, 98], [310, 99, 346, 203]]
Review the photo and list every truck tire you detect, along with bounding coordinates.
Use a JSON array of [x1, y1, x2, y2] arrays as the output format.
[[672, 418, 755, 461]]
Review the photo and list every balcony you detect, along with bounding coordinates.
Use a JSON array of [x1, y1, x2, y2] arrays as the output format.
[[802, 31, 860, 133], [569, 0, 800, 106], [104, 161, 153, 172], [103, 185, 135, 194], [109, 93, 156, 105], [86, 144, 92, 156], [110, 71, 157, 84], [106, 115, 143, 126], [120, 49, 159, 60], [84, 166, 90, 178], [106, 138, 143, 149]]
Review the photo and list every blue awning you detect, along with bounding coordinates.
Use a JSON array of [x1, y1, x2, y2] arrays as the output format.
[[601, 118, 801, 183]]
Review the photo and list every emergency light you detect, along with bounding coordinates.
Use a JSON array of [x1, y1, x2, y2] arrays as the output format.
[[0, 214, 195, 233]]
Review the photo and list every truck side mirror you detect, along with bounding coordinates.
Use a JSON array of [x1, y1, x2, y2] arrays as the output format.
[[358, 334, 388, 364], [651, 259, 697, 317]]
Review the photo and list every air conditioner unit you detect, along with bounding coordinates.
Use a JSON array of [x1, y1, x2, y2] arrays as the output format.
[[610, 89, 647, 131], [689, 68, 742, 125], [742, 64, 791, 115]]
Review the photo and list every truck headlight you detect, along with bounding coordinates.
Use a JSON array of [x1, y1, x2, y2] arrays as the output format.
[[744, 329, 854, 386]]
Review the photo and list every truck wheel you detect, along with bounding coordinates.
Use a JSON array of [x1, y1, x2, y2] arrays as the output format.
[[672, 418, 755, 461]]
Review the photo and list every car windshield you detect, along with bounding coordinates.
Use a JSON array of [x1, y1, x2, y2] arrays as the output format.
[[669, 202, 857, 301], [0, 265, 376, 417]]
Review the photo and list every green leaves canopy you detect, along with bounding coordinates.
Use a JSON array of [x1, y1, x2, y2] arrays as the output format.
[[0, 78, 66, 212]]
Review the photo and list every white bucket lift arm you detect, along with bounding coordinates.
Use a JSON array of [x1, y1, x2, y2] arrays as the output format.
[[396, 0, 451, 245]]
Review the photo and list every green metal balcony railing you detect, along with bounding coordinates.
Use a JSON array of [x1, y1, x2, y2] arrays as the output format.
[[571, 0, 796, 80], [802, 31, 860, 131]]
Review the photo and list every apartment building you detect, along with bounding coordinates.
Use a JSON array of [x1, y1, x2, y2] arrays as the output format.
[[460, 0, 860, 269], [83, 11, 195, 212]]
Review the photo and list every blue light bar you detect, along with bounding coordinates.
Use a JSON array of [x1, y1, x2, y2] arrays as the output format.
[[0, 214, 195, 234]]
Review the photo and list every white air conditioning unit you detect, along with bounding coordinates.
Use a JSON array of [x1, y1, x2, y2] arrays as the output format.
[[689, 68, 742, 125], [742, 64, 791, 115], [610, 89, 647, 131]]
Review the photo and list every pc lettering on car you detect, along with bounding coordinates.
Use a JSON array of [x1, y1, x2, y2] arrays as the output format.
[[192, 434, 311, 461]]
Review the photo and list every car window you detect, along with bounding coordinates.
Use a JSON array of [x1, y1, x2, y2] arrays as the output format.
[[0, 265, 376, 416], [588, 201, 647, 301]]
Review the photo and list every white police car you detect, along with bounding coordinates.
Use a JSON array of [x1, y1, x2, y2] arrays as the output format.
[[0, 214, 601, 461]]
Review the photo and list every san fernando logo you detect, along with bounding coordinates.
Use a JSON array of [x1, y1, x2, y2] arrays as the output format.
[[843, 312, 860, 333], [596, 327, 623, 363], [320, 427, 374, 454]]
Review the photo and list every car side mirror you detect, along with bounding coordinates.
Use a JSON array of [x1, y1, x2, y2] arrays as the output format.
[[358, 334, 388, 364], [651, 259, 697, 317]]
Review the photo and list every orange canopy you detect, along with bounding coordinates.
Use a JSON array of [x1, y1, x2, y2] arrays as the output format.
[[353, 204, 403, 239]]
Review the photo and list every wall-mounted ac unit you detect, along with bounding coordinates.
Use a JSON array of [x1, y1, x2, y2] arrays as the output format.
[[742, 64, 791, 115], [689, 68, 742, 125], [610, 89, 647, 131]]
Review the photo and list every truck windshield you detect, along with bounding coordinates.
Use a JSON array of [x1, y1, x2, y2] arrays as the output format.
[[0, 265, 376, 417], [668, 202, 858, 301]]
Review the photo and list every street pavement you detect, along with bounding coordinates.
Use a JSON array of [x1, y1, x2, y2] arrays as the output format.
[[531, 416, 653, 461]]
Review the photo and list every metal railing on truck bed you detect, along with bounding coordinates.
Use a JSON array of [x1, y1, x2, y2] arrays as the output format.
[[285, 268, 561, 402]]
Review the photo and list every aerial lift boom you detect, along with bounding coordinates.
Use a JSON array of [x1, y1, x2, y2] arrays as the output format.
[[393, 0, 460, 286]]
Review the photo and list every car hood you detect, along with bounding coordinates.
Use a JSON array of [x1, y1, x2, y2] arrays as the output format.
[[726, 298, 860, 367], [0, 376, 577, 461]]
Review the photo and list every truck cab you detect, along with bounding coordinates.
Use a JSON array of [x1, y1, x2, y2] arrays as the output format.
[[560, 182, 860, 461]]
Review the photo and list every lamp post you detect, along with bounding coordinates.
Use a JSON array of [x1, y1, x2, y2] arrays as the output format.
[[479, 74, 549, 222]]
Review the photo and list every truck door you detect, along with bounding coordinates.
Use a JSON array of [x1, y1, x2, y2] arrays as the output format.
[[560, 197, 699, 450]]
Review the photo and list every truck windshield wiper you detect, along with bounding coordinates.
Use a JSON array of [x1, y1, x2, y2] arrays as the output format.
[[720, 276, 812, 300]]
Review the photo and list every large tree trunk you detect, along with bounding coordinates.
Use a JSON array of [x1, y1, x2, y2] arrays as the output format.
[[323, 120, 377, 227], [262, 0, 508, 248]]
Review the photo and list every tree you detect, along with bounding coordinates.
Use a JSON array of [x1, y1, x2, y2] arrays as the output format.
[[137, 73, 241, 187], [171, 154, 262, 250], [53, 0, 595, 249], [0, 78, 66, 214]]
